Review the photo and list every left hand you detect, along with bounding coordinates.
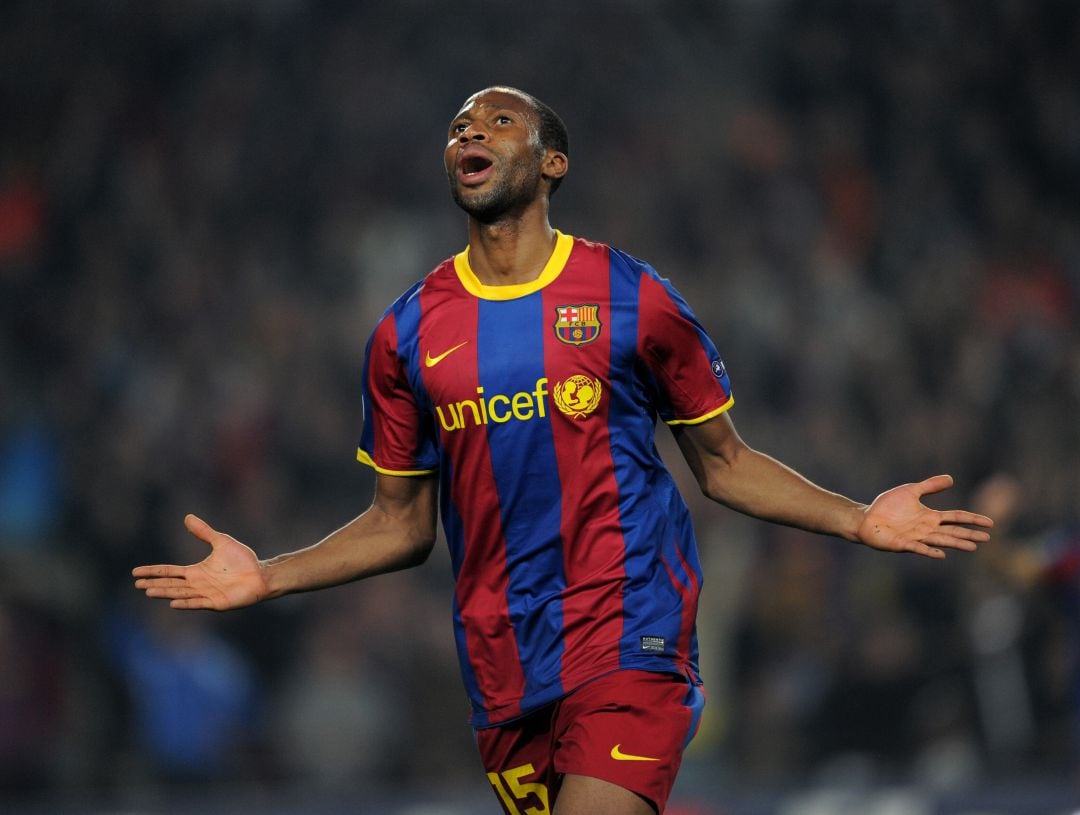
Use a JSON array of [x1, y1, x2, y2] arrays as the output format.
[[857, 474, 993, 558]]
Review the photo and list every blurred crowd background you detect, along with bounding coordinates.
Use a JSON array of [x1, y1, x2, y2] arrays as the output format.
[[2, 0, 1078, 812]]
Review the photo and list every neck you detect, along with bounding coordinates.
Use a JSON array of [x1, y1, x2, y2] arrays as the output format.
[[465, 200, 557, 286]]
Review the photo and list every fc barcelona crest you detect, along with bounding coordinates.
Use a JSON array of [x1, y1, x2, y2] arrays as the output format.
[[554, 303, 602, 346]]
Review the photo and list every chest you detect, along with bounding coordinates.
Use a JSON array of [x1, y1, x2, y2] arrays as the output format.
[[414, 290, 634, 430]]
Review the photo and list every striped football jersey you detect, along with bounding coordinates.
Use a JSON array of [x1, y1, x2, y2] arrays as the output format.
[[358, 231, 733, 726]]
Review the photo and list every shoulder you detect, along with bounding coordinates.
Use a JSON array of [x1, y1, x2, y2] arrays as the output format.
[[379, 256, 458, 321], [566, 237, 683, 312], [366, 257, 458, 358], [597, 241, 664, 284], [568, 235, 643, 268], [565, 235, 661, 284]]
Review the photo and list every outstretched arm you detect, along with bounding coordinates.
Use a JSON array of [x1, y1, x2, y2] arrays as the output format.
[[133, 472, 439, 610], [673, 413, 992, 557]]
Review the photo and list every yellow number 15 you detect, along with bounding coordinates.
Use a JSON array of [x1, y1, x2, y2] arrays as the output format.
[[487, 762, 550, 815]]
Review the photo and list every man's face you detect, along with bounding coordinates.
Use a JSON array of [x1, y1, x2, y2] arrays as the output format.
[[444, 90, 547, 222]]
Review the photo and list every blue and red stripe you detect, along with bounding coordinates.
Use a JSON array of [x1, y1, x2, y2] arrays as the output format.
[[478, 293, 568, 707], [543, 241, 625, 689]]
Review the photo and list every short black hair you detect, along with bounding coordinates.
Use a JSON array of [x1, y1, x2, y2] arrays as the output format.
[[528, 93, 569, 195], [480, 86, 569, 194]]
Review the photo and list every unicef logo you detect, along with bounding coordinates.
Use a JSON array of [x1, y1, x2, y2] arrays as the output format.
[[553, 375, 603, 419]]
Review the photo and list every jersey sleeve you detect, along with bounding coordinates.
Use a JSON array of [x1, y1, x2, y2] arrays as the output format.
[[357, 310, 439, 475], [637, 270, 734, 425]]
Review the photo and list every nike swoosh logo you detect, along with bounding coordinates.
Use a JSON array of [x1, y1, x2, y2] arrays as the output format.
[[610, 744, 660, 762], [424, 341, 468, 368]]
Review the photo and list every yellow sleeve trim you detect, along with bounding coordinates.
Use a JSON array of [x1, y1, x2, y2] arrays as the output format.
[[665, 395, 735, 426], [453, 231, 574, 300], [356, 448, 437, 476]]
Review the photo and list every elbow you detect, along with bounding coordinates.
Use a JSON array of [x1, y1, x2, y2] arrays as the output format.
[[413, 535, 438, 566], [674, 417, 748, 507], [402, 527, 437, 568], [698, 476, 729, 506], [696, 446, 746, 506]]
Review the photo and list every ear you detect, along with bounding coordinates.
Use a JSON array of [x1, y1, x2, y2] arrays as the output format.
[[542, 149, 568, 184]]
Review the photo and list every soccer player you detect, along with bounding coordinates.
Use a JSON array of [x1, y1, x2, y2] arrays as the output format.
[[133, 87, 993, 814]]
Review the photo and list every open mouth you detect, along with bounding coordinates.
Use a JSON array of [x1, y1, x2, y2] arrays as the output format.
[[461, 154, 493, 176], [457, 147, 495, 184]]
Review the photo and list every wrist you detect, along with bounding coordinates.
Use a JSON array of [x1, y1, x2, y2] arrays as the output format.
[[257, 556, 289, 600], [841, 502, 869, 543]]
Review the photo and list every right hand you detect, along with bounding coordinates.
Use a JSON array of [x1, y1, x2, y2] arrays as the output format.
[[133, 514, 269, 610]]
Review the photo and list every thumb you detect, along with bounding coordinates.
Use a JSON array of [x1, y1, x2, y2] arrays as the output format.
[[184, 513, 222, 548], [915, 474, 954, 497]]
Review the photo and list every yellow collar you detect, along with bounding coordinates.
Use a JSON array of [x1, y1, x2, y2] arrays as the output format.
[[453, 231, 574, 300]]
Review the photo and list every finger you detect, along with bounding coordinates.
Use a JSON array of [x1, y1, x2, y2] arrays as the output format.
[[928, 536, 979, 552], [914, 474, 954, 497], [921, 532, 980, 551], [132, 564, 188, 579], [940, 510, 995, 528], [145, 586, 204, 600], [926, 522, 990, 543], [907, 542, 947, 559], [134, 577, 189, 590], [170, 597, 217, 610], [939, 526, 991, 543], [184, 514, 220, 547]]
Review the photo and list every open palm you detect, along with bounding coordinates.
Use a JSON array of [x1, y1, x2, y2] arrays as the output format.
[[857, 474, 993, 558], [132, 514, 269, 610]]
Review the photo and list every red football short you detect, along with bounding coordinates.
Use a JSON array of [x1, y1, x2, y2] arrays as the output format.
[[475, 669, 706, 813]]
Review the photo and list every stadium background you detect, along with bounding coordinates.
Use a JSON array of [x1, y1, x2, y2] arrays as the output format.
[[2, 1, 1078, 812]]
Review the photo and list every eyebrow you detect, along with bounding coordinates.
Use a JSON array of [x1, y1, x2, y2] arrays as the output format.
[[453, 105, 511, 120]]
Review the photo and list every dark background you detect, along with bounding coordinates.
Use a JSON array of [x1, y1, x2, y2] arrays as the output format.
[[2, 1, 1078, 812]]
